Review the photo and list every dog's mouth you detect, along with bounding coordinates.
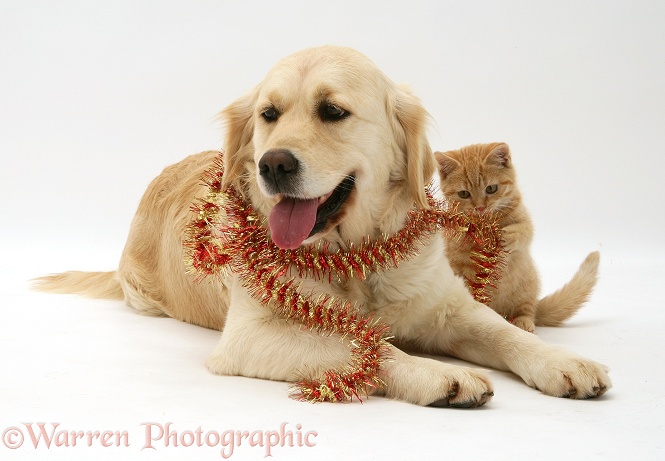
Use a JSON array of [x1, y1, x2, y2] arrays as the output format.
[[268, 175, 355, 250]]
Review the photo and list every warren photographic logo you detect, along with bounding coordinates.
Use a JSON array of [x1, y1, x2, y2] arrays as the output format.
[[2, 422, 317, 458]]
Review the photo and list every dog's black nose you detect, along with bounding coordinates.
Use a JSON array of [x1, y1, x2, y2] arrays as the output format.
[[258, 149, 299, 193]]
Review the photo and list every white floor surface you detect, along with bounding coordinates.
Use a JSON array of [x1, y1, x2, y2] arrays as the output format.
[[1, 245, 663, 460]]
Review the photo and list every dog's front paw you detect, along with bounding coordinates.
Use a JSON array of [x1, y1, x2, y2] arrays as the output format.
[[381, 354, 494, 408], [529, 355, 611, 399], [426, 366, 494, 408]]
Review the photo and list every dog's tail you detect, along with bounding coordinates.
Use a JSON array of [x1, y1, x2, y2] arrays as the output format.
[[535, 251, 600, 326], [32, 271, 124, 300]]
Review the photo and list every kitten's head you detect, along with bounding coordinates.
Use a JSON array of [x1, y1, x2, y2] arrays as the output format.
[[435, 143, 520, 214]]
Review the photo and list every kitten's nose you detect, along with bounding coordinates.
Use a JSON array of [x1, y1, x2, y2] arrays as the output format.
[[476, 206, 486, 212]]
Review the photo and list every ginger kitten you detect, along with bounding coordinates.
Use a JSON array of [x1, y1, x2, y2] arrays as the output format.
[[435, 143, 599, 332]]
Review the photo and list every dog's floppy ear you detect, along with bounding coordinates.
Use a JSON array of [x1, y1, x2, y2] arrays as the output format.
[[388, 85, 436, 209], [220, 89, 257, 191]]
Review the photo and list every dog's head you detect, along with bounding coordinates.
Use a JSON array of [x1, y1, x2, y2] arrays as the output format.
[[221, 46, 435, 249]]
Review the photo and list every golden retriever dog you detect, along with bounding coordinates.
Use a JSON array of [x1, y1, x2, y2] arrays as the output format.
[[36, 46, 610, 407]]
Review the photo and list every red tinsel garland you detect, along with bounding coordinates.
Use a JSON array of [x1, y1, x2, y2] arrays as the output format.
[[183, 153, 505, 403]]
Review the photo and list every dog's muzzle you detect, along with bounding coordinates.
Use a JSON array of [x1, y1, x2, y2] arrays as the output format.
[[258, 150, 355, 250]]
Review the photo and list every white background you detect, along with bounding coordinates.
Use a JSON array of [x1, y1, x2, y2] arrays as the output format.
[[1, 1, 664, 460]]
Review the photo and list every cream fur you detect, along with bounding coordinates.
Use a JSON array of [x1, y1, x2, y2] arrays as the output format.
[[34, 46, 610, 406]]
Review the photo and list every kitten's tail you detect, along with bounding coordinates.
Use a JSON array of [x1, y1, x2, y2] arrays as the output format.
[[32, 271, 124, 300], [535, 251, 600, 326]]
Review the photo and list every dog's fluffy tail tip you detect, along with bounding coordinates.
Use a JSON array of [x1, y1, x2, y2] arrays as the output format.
[[32, 271, 124, 300]]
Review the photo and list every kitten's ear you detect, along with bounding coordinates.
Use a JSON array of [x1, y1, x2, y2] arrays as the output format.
[[485, 143, 511, 168], [434, 151, 461, 179]]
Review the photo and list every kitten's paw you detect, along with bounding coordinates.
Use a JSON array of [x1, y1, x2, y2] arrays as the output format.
[[511, 315, 536, 333], [500, 228, 519, 252], [528, 355, 611, 399]]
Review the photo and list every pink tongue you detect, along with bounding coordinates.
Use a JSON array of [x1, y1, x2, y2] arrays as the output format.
[[268, 197, 319, 250]]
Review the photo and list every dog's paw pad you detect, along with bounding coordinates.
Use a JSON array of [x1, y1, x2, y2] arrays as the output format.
[[450, 391, 494, 408], [428, 397, 451, 408]]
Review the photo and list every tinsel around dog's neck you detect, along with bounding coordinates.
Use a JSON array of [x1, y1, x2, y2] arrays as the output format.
[[184, 152, 505, 403]]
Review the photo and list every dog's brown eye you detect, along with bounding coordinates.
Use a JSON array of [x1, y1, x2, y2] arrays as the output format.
[[261, 107, 279, 122], [319, 103, 349, 122], [485, 185, 498, 194], [458, 191, 471, 199]]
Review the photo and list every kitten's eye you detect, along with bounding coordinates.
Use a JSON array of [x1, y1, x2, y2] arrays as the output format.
[[486, 185, 498, 194], [261, 106, 279, 122], [319, 103, 349, 122], [458, 191, 471, 199]]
